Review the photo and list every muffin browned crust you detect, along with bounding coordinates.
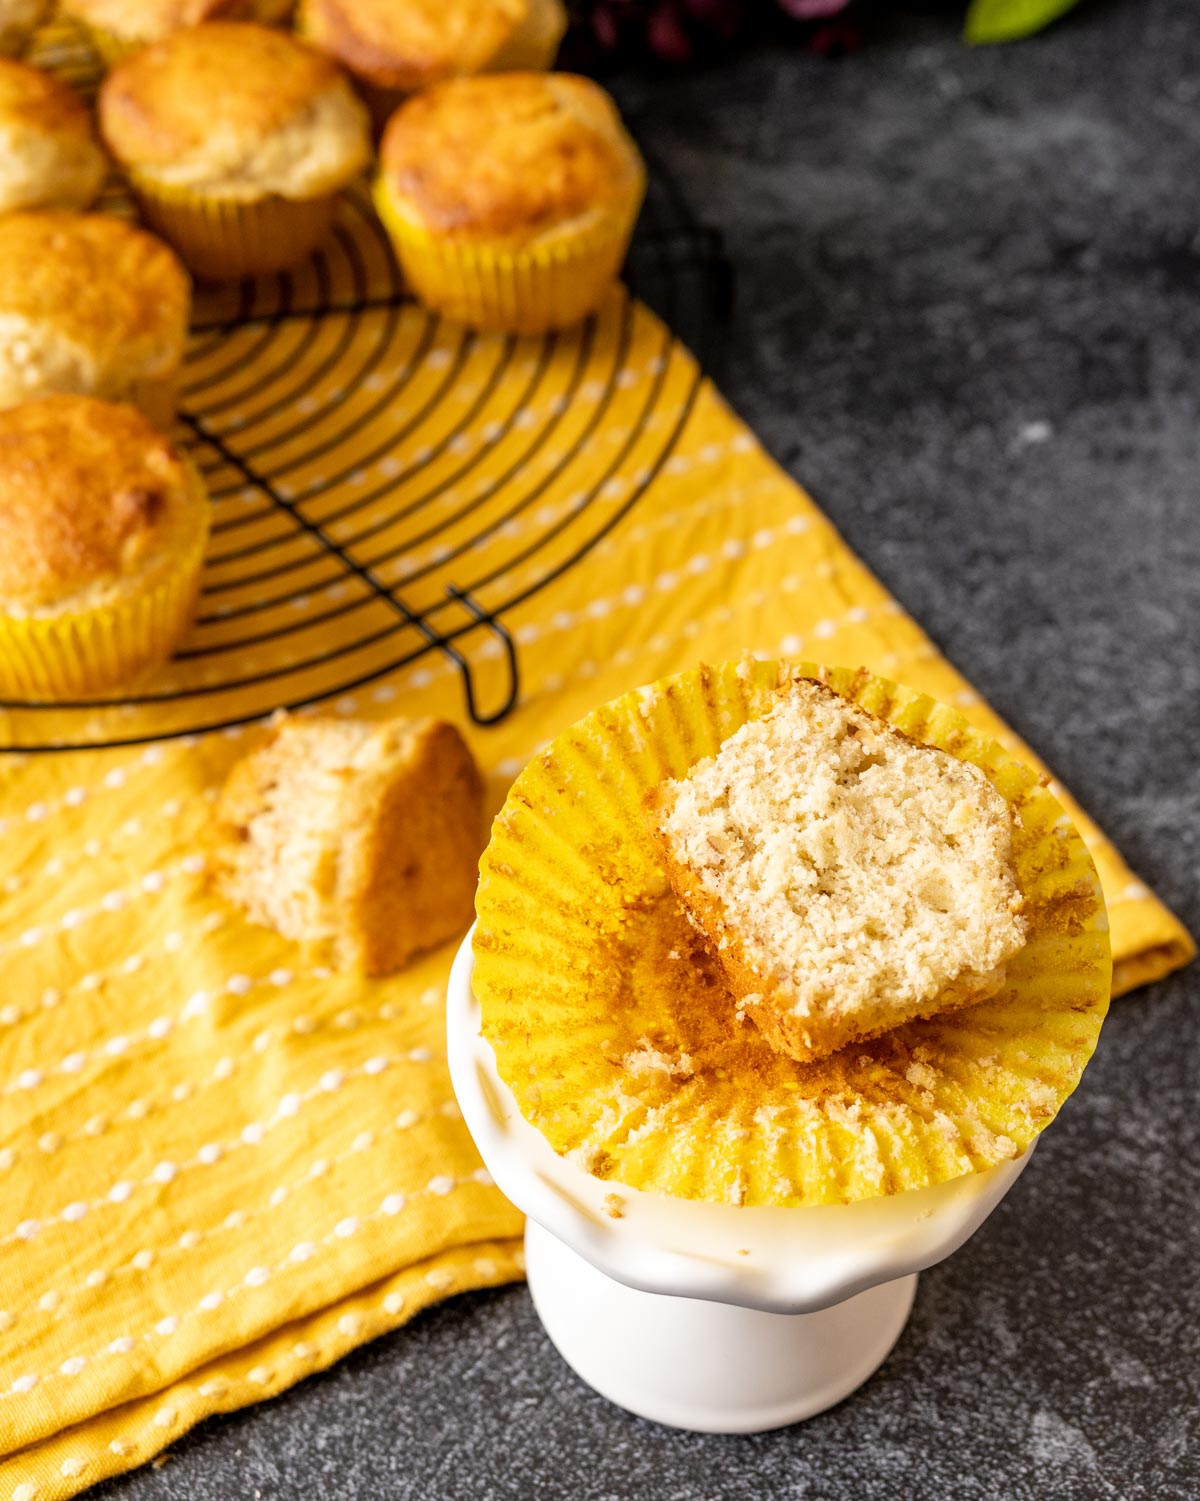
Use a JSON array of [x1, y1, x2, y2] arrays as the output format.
[[0, 212, 189, 421], [378, 72, 644, 244], [297, 0, 525, 91], [60, 0, 293, 48], [99, 22, 370, 198], [0, 395, 205, 612], [0, 59, 107, 212]]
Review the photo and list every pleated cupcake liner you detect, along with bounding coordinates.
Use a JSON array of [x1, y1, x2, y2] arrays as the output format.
[[474, 659, 1112, 1208], [129, 176, 339, 282], [373, 176, 645, 336]]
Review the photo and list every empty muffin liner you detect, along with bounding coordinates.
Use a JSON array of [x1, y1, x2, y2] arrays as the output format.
[[373, 174, 645, 336], [474, 660, 1112, 1208], [129, 176, 339, 282], [0, 464, 209, 700]]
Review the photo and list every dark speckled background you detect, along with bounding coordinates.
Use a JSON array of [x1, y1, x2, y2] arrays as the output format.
[[95, 1, 1199, 1496]]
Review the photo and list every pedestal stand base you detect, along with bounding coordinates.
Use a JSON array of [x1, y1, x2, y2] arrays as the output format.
[[524, 1218, 917, 1434]]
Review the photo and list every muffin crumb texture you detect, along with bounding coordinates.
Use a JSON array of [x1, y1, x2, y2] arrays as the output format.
[[645, 680, 1028, 1063], [214, 715, 485, 976]]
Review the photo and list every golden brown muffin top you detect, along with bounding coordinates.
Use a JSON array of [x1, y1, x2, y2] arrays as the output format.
[[60, 0, 288, 43], [298, 0, 525, 91], [378, 73, 644, 242], [0, 396, 199, 608], [99, 23, 350, 171], [0, 57, 94, 134], [0, 212, 189, 368]]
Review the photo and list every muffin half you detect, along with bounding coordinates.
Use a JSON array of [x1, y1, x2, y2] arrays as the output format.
[[0, 395, 210, 698], [99, 22, 371, 279], [375, 73, 645, 334], [0, 212, 189, 425]]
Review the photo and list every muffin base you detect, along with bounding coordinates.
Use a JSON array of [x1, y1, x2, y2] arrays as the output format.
[[373, 179, 645, 336], [130, 179, 339, 282]]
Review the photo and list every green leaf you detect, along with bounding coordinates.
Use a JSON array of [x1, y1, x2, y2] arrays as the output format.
[[965, 0, 1083, 44]]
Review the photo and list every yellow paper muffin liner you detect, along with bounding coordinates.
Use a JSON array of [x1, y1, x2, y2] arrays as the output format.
[[129, 175, 338, 282], [373, 176, 645, 335], [474, 660, 1112, 1208], [0, 467, 209, 700]]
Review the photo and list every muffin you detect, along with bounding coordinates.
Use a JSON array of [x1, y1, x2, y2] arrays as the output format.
[[643, 678, 1028, 1064], [375, 73, 645, 334], [0, 60, 107, 214], [98, 22, 371, 280], [60, 0, 294, 66], [0, 395, 210, 699], [0, 0, 49, 59], [213, 714, 485, 976], [297, 0, 566, 123], [0, 213, 190, 426]]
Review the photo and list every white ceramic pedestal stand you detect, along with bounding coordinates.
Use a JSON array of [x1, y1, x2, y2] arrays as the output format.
[[447, 930, 1032, 1434]]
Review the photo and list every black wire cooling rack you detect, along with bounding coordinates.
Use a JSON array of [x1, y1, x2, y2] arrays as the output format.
[[4, 27, 734, 754]]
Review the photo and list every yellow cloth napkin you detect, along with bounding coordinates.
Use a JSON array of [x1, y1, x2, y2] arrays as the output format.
[[0, 108, 1192, 1501]]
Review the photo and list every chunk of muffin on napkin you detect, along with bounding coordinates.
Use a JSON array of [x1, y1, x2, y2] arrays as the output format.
[[643, 679, 1027, 1062], [214, 713, 484, 975]]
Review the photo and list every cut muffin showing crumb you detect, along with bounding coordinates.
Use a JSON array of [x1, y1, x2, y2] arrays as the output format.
[[213, 714, 485, 976], [643, 678, 1028, 1063]]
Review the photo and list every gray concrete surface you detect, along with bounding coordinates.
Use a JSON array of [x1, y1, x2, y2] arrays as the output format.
[[94, 1, 1199, 1496]]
